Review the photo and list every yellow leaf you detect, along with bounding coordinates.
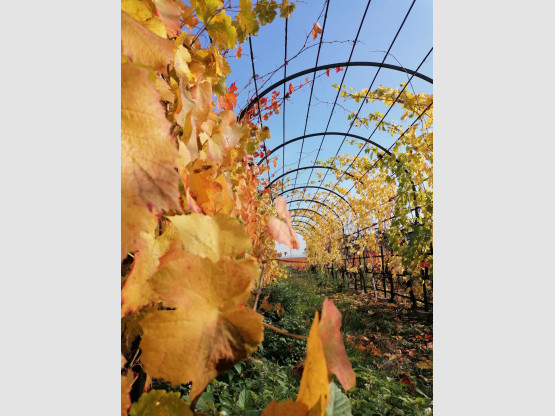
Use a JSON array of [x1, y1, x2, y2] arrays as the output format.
[[121, 226, 174, 316], [129, 390, 193, 415], [174, 45, 192, 80], [296, 312, 330, 414], [262, 312, 330, 416], [121, 62, 181, 211], [167, 213, 251, 262], [121, 199, 157, 261], [143, 16, 167, 38], [139, 248, 263, 400], [121, 10, 176, 75], [121, 62, 182, 257], [121, 0, 153, 22], [207, 9, 237, 50], [191, 0, 223, 23], [153, 0, 185, 37]]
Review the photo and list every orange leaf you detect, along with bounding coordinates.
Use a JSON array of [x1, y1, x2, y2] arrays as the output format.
[[217, 82, 238, 111], [260, 296, 273, 312], [121, 62, 181, 259], [268, 196, 300, 249], [153, 0, 184, 37], [318, 299, 356, 391], [262, 400, 307, 416], [139, 247, 263, 401], [305, 77, 309, 83], [312, 22, 322, 40], [236, 44, 243, 59], [289, 83, 295, 94], [121, 11, 176, 75]]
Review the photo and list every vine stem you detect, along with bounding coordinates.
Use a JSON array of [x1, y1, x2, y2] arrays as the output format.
[[252, 261, 266, 311], [263, 322, 307, 340]]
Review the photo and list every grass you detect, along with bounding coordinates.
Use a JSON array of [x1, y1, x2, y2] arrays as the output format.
[[193, 268, 433, 415]]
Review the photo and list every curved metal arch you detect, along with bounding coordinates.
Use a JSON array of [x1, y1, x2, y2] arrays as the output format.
[[278, 185, 356, 214], [292, 220, 316, 232], [258, 132, 391, 166], [238, 61, 433, 120], [290, 207, 324, 220], [292, 219, 318, 231], [266, 165, 362, 189], [291, 207, 345, 235], [287, 199, 343, 224], [290, 213, 321, 228]]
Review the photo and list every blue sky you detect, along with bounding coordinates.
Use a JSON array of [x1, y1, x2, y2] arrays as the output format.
[[214, 0, 433, 256]]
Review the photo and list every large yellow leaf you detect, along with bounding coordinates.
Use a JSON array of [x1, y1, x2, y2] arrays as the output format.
[[121, 62, 181, 213], [296, 312, 330, 413], [121, 10, 176, 74], [262, 312, 330, 416], [168, 213, 250, 262], [139, 248, 263, 400]]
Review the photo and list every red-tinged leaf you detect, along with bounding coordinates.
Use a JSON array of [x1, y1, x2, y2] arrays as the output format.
[[305, 77, 309, 83], [289, 83, 294, 94], [268, 196, 300, 249], [253, 151, 260, 158], [273, 159, 277, 168], [153, 0, 185, 37], [318, 299, 356, 391], [121, 11, 176, 75], [299, 84, 303, 89], [399, 372, 412, 385], [326, 68, 330, 77], [263, 113, 269, 120], [216, 82, 238, 111], [236, 44, 243, 59], [421, 261, 431, 268], [335, 66, 343, 73], [312, 22, 322, 40]]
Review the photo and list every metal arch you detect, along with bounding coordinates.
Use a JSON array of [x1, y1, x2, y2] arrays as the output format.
[[286, 199, 343, 224], [290, 213, 321, 227], [292, 219, 318, 230], [291, 207, 345, 235], [290, 207, 324, 220], [278, 185, 356, 214], [238, 61, 433, 120], [258, 132, 391, 166], [266, 165, 362, 189], [292, 220, 316, 232]]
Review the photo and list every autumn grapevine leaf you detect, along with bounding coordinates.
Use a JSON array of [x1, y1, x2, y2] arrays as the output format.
[[121, 0, 361, 414]]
